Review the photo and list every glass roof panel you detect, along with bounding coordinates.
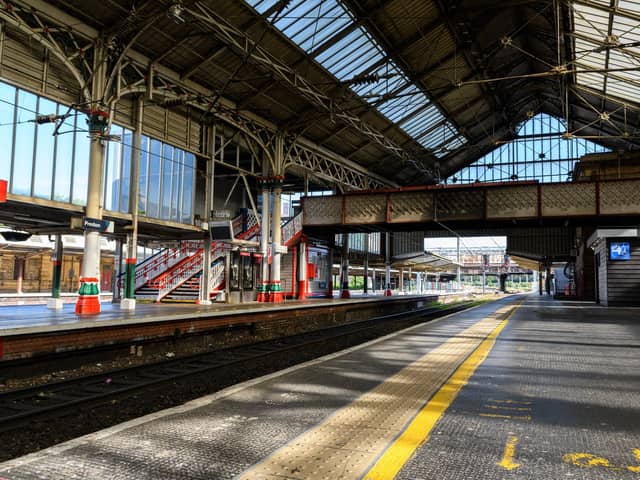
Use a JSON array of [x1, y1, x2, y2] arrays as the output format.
[[573, 2, 640, 105], [449, 114, 611, 184], [376, 85, 424, 122], [435, 135, 467, 158], [420, 123, 458, 150], [618, 0, 640, 13], [350, 62, 406, 100], [245, 0, 465, 154], [400, 104, 445, 137]]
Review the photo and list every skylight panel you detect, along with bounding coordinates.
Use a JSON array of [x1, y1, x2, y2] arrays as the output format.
[[376, 85, 425, 122], [573, 4, 610, 40], [351, 63, 406, 100], [282, 2, 351, 51], [245, 0, 466, 154], [618, 0, 640, 15], [577, 71, 605, 90], [316, 28, 385, 80], [420, 123, 458, 150], [607, 78, 640, 100], [574, 38, 606, 70], [249, 0, 279, 12], [400, 104, 445, 138], [435, 135, 467, 158], [611, 13, 640, 57]]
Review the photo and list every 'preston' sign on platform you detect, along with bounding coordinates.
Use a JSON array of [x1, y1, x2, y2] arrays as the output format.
[[83, 217, 114, 233]]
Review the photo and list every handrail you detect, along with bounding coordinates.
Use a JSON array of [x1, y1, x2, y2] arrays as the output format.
[[281, 211, 303, 246], [121, 240, 201, 290], [149, 212, 259, 300], [152, 251, 205, 299], [143, 211, 260, 300], [180, 225, 260, 293], [206, 261, 226, 294]]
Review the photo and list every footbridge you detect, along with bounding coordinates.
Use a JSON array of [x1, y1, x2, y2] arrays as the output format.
[[302, 179, 640, 231]]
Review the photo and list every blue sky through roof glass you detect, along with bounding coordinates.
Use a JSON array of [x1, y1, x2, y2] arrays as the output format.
[[450, 114, 610, 184], [245, 0, 465, 153]]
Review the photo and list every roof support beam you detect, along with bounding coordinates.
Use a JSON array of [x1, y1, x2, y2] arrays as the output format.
[[185, 1, 421, 171]]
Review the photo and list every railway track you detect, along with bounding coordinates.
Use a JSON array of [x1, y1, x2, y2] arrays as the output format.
[[0, 301, 474, 433]]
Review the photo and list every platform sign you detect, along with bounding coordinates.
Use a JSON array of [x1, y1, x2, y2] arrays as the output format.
[[82, 217, 114, 233], [609, 241, 631, 261]]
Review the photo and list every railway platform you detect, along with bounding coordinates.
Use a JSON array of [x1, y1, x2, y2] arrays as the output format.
[[0, 295, 443, 362], [1, 294, 637, 479]]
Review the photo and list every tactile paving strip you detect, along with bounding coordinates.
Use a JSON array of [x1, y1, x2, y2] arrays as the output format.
[[237, 305, 514, 480]]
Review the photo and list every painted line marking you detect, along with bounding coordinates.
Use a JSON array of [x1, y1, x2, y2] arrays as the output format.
[[563, 450, 640, 472], [236, 301, 521, 480], [483, 404, 532, 412], [479, 413, 532, 421], [362, 301, 522, 480], [628, 448, 640, 473], [497, 436, 521, 471], [487, 399, 532, 405]]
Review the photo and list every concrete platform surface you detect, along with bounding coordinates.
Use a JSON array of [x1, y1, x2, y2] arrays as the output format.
[[0, 294, 432, 336], [0, 295, 638, 479]]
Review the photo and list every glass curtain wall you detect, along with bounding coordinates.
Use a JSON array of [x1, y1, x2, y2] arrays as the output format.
[[451, 114, 610, 184], [0, 79, 195, 224]]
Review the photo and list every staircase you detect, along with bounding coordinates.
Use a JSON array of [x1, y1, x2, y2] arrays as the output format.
[[162, 259, 225, 302], [281, 212, 303, 247], [118, 240, 200, 291], [134, 211, 302, 303], [136, 211, 260, 302]]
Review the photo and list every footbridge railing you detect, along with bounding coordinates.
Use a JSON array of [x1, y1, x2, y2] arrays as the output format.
[[302, 180, 640, 227]]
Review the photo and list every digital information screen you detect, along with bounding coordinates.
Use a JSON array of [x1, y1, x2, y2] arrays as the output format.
[[610, 241, 631, 261]]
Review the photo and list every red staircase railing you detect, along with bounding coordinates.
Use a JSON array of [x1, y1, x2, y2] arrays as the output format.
[[141, 211, 260, 301]]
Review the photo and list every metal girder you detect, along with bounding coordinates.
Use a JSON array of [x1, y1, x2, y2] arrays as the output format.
[[186, 1, 420, 170], [285, 138, 394, 190], [0, 0, 395, 191], [0, 0, 91, 101]]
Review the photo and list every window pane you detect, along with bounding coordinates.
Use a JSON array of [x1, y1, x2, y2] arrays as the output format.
[[73, 131, 90, 206], [120, 130, 132, 213], [33, 98, 57, 199], [12, 90, 37, 195], [104, 125, 122, 211], [138, 136, 149, 216], [147, 139, 162, 218], [182, 153, 195, 224], [0, 83, 15, 182], [53, 114, 75, 202], [172, 149, 184, 222], [161, 144, 174, 220]]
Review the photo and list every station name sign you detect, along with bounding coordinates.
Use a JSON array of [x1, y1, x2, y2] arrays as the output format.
[[71, 216, 114, 233], [83, 217, 114, 233]]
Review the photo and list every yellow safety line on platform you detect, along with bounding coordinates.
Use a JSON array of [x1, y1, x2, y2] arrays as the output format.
[[363, 302, 520, 480], [497, 436, 521, 471], [237, 301, 520, 480]]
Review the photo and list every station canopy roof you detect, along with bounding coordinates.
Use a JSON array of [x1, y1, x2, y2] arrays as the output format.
[[391, 251, 459, 271], [40, 0, 640, 186]]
